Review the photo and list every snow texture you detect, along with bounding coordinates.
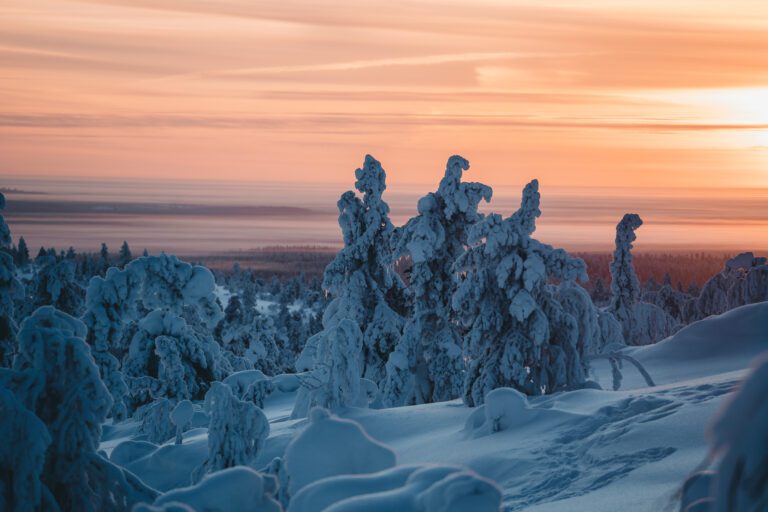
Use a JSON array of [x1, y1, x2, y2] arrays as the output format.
[[694, 352, 768, 512]]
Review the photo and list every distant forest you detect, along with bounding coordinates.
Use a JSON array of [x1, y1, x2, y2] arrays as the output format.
[[188, 246, 732, 292]]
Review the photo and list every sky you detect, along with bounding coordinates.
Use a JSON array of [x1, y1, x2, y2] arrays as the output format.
[[1, 0, 768, 252]]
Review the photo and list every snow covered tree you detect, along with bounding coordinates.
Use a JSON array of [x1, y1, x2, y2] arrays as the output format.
[[694, 252, 768, 321], [83, 253, 225, 416], [309, 155, 406, 387], [10, 306, 156, 511], [383, 155, 491, 406], [119, 241, 133, 266], [135, 398, 176, 444], [609, 214, 678, 345], [216, 294, 280, 375], [0, 384, 52, 512], [171, 399, 194, 445], [303, 318, 364, 413], [453, 180, 592, 406], [609, 213, 643, 340], [0, 193, 22, 368], [124, 309, 228, 408], [193, 381, 270, 483], [28, 258, 85, 317], [82, 265, 142, 418]]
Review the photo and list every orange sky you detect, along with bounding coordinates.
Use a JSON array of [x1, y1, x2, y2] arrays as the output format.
[[2, 0, 768, 190]]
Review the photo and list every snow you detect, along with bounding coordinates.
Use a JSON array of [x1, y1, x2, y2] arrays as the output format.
[[284, 408, 397, 496], [289, 464, 501, 512], [93, 300, 768, 512], [154, 467, 281, 512]]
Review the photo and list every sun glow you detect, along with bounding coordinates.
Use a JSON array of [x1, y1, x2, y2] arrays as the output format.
[[658, 87, 768, 125]]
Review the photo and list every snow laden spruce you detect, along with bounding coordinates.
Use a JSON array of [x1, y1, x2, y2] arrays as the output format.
[[292, 155, 406, 417], [454, 179, 597, 405], [609, 213, 678, 345], [0, 307, 156, 511], [383, 155, 491, 406]]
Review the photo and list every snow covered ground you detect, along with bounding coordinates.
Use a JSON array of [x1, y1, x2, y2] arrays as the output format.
[[101, 302, 768, 511]]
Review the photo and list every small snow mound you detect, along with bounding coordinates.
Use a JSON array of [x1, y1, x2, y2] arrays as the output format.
[[628, 302, 768, 386], [484, 388, 529, 433], [110, 440, 158, 466], [289, 464, 501, 512], [284, 407, 396, 496], [154, 466, 281, 512], [464, 388, 531, 436]]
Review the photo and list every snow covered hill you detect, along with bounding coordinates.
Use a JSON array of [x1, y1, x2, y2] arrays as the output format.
[[101, 302, 768, 512]]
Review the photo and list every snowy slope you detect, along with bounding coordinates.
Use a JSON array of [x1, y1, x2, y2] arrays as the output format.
[[102, 302, 768, 512]]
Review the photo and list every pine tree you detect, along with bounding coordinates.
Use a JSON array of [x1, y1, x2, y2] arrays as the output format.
[[119, 241, 132, 267], [16, 236, 30, 267]]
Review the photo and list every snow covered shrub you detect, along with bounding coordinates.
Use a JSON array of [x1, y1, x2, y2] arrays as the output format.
[[383, 155, 491, 406], [453, 180, 592, 406], [0, 384, 52, 512], [11, 306, 157, 511], [556, 281, 624, 355], [193, 381, 270, 483], [171, 400, 194, 444], [137, 253, 224, 328], [609, 214, 678, 345], [289, 464, 502, 512], [694, 252, 768, 321], [155, 467, 281, 512], [696, 352, 768, 512], [135, 398, 176, 444], [318, 155, 406, 386], [216, 295, 281, 375], [124, 309, 228, 409], [643, 283, 692, 323], [28, 258, 85, 317], [83, 253, 225, 416], [284, 407, 396, 497], [301, 318, 364, 413]]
